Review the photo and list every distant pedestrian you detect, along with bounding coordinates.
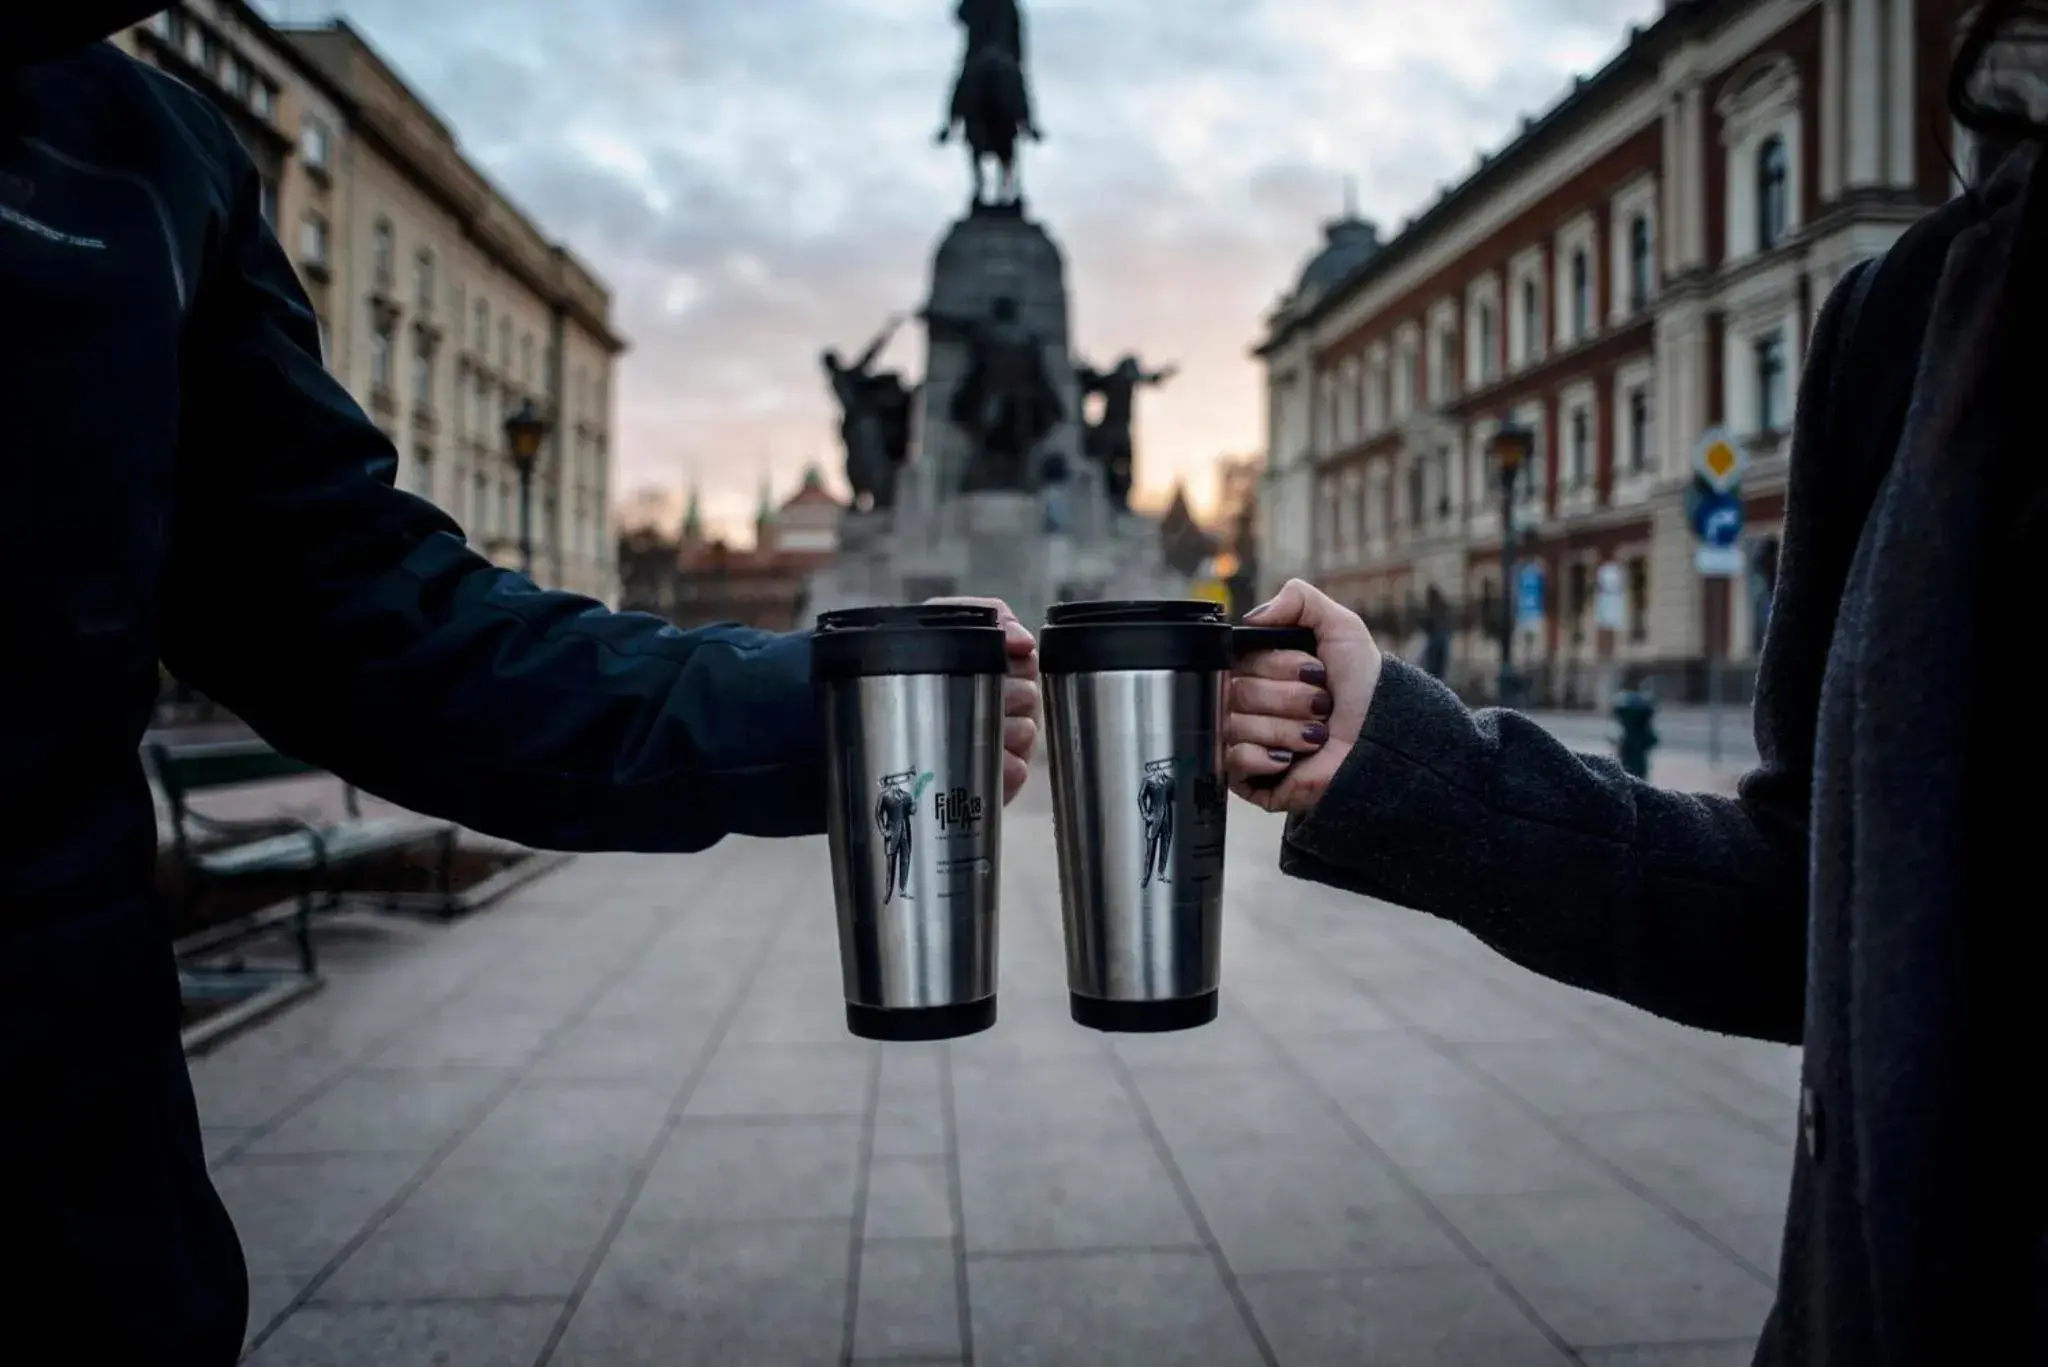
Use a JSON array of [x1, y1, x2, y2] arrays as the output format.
[[1222, 3, 2048, 1360]]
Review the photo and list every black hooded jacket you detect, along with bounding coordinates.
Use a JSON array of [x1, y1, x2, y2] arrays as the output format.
[[3, 12, 825, 1359]]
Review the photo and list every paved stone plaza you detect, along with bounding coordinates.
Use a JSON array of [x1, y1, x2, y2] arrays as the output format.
[[196, 775, 1798, 1366]]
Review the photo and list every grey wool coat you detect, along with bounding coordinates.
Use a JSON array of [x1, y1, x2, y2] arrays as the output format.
[[1280, 154, 2048, 1365]]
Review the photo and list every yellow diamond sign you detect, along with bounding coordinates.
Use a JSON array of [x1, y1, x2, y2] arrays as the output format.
[[1692, 426, 1746, 493]]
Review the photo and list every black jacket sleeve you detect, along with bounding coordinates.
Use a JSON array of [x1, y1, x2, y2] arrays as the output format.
[[1277, 261, 1876, 1046], [156, 124, 824, 854]]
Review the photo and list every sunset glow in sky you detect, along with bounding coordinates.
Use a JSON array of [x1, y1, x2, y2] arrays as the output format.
[[263, 0, 1660, 539]]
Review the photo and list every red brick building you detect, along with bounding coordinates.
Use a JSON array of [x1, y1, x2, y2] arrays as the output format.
[[1258, 0, 1974, 703], [618, 468, 844, 631]]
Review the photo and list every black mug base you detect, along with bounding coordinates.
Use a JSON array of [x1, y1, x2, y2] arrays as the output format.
[[1069, 990, 1218, 1034], [846, 997, 997, 1042]]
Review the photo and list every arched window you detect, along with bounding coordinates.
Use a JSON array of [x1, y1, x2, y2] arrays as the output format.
[[1756, 135, 1789, 251]]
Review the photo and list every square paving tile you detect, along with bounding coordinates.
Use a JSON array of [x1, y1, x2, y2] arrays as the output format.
[[320, 1165, 633, 1300], [189, 1055, 350, 1131], [853, 1240, 963, 1359], [442, 1079, 675, 1174], [528, 1012, 712, 1083], [367, 1011, 562, 1070], [212, 1155, 423, 1277], [957, 1134, 1200, 1253], [243, 1068, 507, 1156], [871, 1086, 949, 1158], [634, 1117, 863, 1223], [1563, 1108, 1795, 1223], [242, 1300, 562, 1366], [1130, 1065, 1354, 1149], [950, 1056, 1145, 1152], [683, 1042, 873, 1118], [1239, 1265, 1574, 1366], [1436, 1189, 1777, 1348], [1173, 1138, 1468, 1276], [864, 1156, 957, 1240], [1580, 1346, 1760, 1367], [549, 1217, 850, 1367], [1458, 1040, 1701, 1117], [967, 1250, 1267, 1366], [1334, 1087, 1616, 1198]]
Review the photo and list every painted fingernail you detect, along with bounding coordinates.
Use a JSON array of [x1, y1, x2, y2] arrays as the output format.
[[1243, 598, 1275, 621], [1267, 748, 1294, 764], [1303, 722, 1329, 745], [1299, 661, 1327, 686], [1310, 690, 1334, 717]]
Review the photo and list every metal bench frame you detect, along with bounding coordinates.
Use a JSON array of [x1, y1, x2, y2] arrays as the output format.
[[150, 740, 459, 978]]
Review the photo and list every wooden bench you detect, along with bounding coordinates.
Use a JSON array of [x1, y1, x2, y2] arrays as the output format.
[[150, 739, 459, 976]]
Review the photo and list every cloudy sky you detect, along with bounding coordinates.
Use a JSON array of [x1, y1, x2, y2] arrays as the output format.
[[260, 0, 1659, 540]]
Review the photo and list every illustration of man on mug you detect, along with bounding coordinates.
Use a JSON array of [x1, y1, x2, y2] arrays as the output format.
[[1138, 758, 1176, 889], [876, 771, 920, 904]]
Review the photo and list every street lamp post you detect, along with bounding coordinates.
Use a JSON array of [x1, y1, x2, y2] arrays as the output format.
[[1489, 418, 1534, 708], [503, 398, 550, 578]]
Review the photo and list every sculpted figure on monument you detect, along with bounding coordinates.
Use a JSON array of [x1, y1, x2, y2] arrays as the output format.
[[935, 0, 1042, 207], [822, 315, 913, 511], [925, 295, 1064, 493], [1076, 354, 1176, 511]]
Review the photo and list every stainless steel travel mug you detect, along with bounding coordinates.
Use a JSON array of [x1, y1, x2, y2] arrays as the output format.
[[813, 605, 1009, 1041], [1038, 600, 1315, 1032]]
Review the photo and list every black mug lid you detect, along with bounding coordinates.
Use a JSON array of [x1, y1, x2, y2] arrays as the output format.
[[811, 603, 1007, 682], [818, 604, 999, 633], [1043, 600, 1223, 628]]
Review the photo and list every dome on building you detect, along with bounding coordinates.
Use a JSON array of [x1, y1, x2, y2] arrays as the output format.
[[1294, 214, 1381, 300]]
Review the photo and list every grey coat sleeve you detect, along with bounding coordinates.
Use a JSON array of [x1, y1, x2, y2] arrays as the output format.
[[1277, 260, 1878, 1047]]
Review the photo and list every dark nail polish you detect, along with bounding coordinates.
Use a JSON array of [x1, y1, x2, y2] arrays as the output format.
[[1303, 722, 1329, 745], [1244, 598, 1275, 621], [1310, 690, 1334, 717], [1267, 748, 1294, 764], [1299, 662, 1326, 686]]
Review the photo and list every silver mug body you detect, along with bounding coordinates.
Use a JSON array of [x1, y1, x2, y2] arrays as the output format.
[[822, 671, 1004, 1037], [1044, 667, 1229, 1031]]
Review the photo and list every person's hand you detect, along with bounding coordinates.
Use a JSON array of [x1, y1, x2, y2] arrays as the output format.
[[925, 596, 1039, 804], [1225, 579, 1383, 813]]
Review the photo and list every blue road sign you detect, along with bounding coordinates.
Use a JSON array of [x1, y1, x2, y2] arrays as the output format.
[[1690, 489, 1745, 549], [1516, 562, 1545, 628]]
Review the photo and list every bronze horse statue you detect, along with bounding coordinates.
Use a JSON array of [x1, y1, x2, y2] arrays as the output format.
[[936, 36, 1040, 206]]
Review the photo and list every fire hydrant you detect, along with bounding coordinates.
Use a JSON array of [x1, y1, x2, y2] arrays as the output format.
[[1613, 691, 1659, 780]]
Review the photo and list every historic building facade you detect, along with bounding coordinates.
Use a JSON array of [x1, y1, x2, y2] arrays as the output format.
[[1257, 0, 1968, 703], [117, 3, 626, 604]]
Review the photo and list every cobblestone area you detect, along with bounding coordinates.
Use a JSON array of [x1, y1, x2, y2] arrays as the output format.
[[194, 777, 1798, 1365]]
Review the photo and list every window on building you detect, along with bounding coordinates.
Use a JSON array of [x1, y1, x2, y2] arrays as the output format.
[[224, 54, 250, 100], [369, 320, 394, 392], [1568, 561, 1590, 627], [498, 318, 512, 372], [1476, 300, 1496, 383], [415, 250, 435, 314], [498, 475, 514, 539], [1407, 460, 1426, 533], [411, 443, 434, 498], [372, 217, 394, 290], [252, 79, 277, 121], [1396, 347, 1415, 416], [185, 22, 208, 66], [1569, 249, 1590, 341], [521, 333, 535, 386], [1434, 446, 1452, 521], [412, 344, 434, 409], [301, 116, 331, 172], [258, 175, 279, 229], [1754, 330, 1788, 433], [1628, 388, 1652, 473], [150, 9, 176, 41], [1521, 276, 1540, 363], [315, 314, 331, 366], [1757, 135, 1789, 252], [1628, 214, 1652, 311], [472, 467, 490, 537], [1626, 555, 1650, 642], [543, 490, 559, 561], [475, 373, 491, 441], [298, 212, 329, 267], [1569, 407, 1590, 488], [474, 300, 489, 354], [1436, 329, 1457, 402]]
